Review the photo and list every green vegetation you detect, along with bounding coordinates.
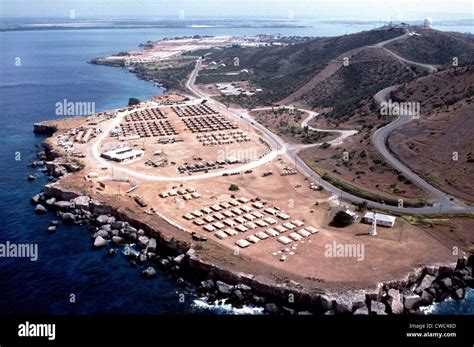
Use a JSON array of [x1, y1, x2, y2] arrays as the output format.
[[196, 72, 248, 84], [320, 172, 426, 208], [132, 61, 195, 91], [128, 98, 140, 106], [331, 210, 354, 227], [276, 124, 332, 144], [228, 184, 239, 191], [199, 28, 406, 106], [401, 215, 453, 228], [320, 142, 331, 149], [305, 47, 416, 119], [385, 30, 474, 65]]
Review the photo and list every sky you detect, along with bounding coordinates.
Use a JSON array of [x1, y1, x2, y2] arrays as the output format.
[[0, 0, 472, 21]]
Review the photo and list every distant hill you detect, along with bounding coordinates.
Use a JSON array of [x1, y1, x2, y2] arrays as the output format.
[[199, 27, 407, 106], [384, 29, 474, 66], [297, 46, 418, 119]]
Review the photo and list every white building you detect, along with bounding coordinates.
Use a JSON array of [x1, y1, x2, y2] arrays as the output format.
[[345, 209, 358, 221], [101, 147, 144, 162], [424, 17, 433, 29], [363, 212, 396, 228]]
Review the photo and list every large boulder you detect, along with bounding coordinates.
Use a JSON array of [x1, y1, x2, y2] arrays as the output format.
[[146, 238, 157, 252], [89, 199, 113, 215], [96, 215, 109, 225], [138, 235, 150, 248], [415, 274, 436, 295], [365, 284, 383, 302], [264, 303, 279, 315], [111, 221, 126, 229], [370, 301, 386, 314], [31, 194, 42, 204], [35, 204, 47, 214], [434, 288, 450, 302], [54, 201, 72, 210], [439, 277, 453, 291], [93, 230, 109, 238], [452, 288, 465, 300], [231, 289, 245, 305], [425, 266, 439, 276], [334, 292, 366, 314], [354, 307, 369, 315], [45, 197, 56, 206], [437, 266, 454, 279], [73, 196, 90, 210], [112, 236, 125, 245], [387, 289, 404, 314], [318, 295, 334, 312], [236, 283, 252, 297], [420, 290, 434, 306], [404, 294, 422, 310], [142, 267, 157, 278], [216, 281, 233, 295], [93, 236, 107, 248], [200, 279, 215, 291], [173, 254, 186, 265], [61, 213, 76, 223]]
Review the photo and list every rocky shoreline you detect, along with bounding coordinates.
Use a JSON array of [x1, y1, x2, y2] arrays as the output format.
[[29, 138, 474, 315], [88, 58, 169, 90]]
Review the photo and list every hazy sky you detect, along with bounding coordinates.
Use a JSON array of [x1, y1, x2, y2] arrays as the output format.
[[1, 0, 472, 20]]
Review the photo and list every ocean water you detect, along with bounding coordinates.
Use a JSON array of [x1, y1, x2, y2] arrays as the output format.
[[422, 288, 474, 315], [0, 25, 314, 315], [0, 22, 472, 314]]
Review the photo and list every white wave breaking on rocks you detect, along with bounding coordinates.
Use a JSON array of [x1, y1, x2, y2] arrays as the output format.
[[192, 298, 264, 315]]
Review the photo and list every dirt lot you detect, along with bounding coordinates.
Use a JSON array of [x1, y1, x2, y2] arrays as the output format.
[[46, 92, 468, 291]]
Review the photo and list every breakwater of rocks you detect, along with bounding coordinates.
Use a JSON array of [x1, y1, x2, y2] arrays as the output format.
[[30, 147, 474, 315]]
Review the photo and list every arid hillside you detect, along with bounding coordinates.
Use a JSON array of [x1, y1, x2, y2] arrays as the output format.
[[384, 29, 474, 65], [387, 66, 474, 203], [197, 27, 407, 107], [297, 46, 418, 119]]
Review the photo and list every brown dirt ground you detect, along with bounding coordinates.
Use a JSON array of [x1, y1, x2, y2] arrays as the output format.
[[44, 92, 470, 291]]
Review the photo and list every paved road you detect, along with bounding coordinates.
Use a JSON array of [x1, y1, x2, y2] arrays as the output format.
[[373, 33, 438, 74], [187, 52, 473, 214], [91, 39, 472, 214], [372, 87, 453, 207], [249, 106, 358, 149]]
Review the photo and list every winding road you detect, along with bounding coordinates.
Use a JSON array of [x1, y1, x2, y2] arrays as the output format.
[[249, 106, 358, 150], [90, 31, 472, 215], [185, 37, 473, 214]]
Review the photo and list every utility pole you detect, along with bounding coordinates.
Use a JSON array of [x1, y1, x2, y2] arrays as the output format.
[[370, 212, 378, 237]]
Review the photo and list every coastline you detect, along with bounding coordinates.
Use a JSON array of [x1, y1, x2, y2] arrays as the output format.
[[31, 120, 474, 314]]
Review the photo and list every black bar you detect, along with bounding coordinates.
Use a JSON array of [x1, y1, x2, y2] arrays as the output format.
[[0, 315, 473, 346]]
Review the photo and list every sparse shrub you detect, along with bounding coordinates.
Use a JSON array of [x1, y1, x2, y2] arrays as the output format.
[[331, 211, 354, 228], [128, 98, 140, 106], [320, 142, 331, 149], [229, 184, 239, 191]]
